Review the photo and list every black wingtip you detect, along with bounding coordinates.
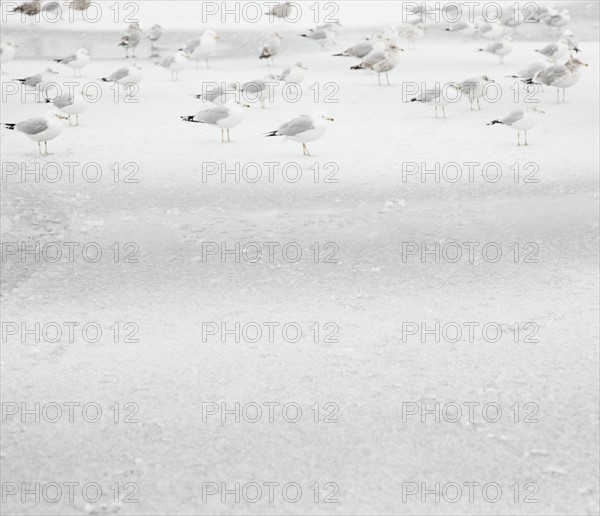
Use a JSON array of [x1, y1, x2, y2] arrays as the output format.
[[487, 120, 501, 126], [3, 123, 16, 131], [265, 131, 278, 137], [181, 116, 196, 122]]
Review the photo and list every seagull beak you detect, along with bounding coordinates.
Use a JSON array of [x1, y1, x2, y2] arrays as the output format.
[[326, 117, 334, 121], [58, 115, 69, 120], [215, 34, 221, 40], [243, 104, 251, 108]]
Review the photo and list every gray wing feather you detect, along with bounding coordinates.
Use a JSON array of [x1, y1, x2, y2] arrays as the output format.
[[279, 68, 290, 80], [277, 116, 314, 136], [160, 56, 175, 67], [24, 73, 42, 86], [16, 118, 49, 135], [537, 43, 557, 55], [59, 54, 77, 64], [52, 93, 74, 109], [194, 106, 230, 124], [184, 39, 200, 53], [487, 42, 503, 52], [107, 67, 129, 81], [500, 110, 524, 125]]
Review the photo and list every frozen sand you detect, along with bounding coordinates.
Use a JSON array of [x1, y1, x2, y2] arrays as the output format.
[[1, 29, 599, 516]]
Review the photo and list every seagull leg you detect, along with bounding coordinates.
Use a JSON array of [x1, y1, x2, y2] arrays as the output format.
[[38, 141, 42, 155], [477, 98, 481, 110], [434, 107, 438, 118], [221, 129, 225, 143], [303, 143, 311, 156], [524, 130, 528, 146], [76, 114, 79, 126], [227, 128, 231, 142], [386, 72, 390, 86], [556, 88, 560, 103], [68, 115, 73, 126], [377, 73, 381, 86], [206, 58, 210, 69], [517, 131, 521, 146], [442, 106, 446, 119], [562, 88, 566, 103], [44, 141, 48, 155]]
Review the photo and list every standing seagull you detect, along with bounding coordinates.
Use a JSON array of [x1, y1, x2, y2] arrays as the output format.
[[410, 84, 461, 119], [46, 90, 90, 126], [3, 110, 67, 155], [158, 50, 189, 81], [15, 68, 59, 100], [333, 38, 375, 59], [101, 64, 143, 91], [535, 37, 569, 63], [183, 30, 220, 68], [300, 27, 336, 49], [487, 107, 545, 146], [259, 33, 282, 65], [181, 101, 249, 143], [1, 41, 18, 73], [526, 57, 588, 103], [275, 62, 308, 84], [54, 48, 90, 77], [459, 75, 495, 110], [563, 30, 581, 55], [119, 23, 142, 59], [147, 24, 163, 58], [352, 44, 403, 85], [479, 36, 513, 64], [266, 111, 334, 156]]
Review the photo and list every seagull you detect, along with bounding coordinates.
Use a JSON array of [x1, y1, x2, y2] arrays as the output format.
[[158, 50, 189, 81], [101, 64, 143, 90], [333, 38, 374, 58], [147, 24, 163, 58], [10, 0, 41, 17], [1, 41, 18, 73], [300, 28, 336, 49], [265, 2, 296, 20], [183, 30, 220, 68], [232, 78, 273, 109], [181, 101, 249, 143], [487, 106, 545, 146], [445, 21, 477, 38], [526, 57, 589, 103], [119, 23, 142, 58], [54, 48, 90, 77], [475, 19, 504, 40], [192, 83, 230, 104], [266, 111, 334, 156], [69, 0, 91, 13], [459, 75, 495, 110], [535, 37, 569, 63], [316, 22, 343, 34], [349, 36, 394, 73], [275, 62, 308, 84], [259, 33, 282, 65], [507, 62, 547, 91], [508, 62, 546, 81], [410, 84, 461, 118], [42, 2, 61, 16], [15, 68, 59, 100], [479, 36, 513, 64], [352, 44, 403, 85], [46, 90, 89, 125], [3, 110, 67, 155], [334, 32, 387, 59], [399, 23, 425, 50], [545, 9, 570, 29]]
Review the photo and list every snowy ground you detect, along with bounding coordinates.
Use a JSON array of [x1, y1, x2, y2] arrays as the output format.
[[1, 7, 599, 516]]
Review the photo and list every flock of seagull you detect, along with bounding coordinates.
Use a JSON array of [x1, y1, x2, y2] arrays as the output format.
[[0, 1, 591, 153]]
